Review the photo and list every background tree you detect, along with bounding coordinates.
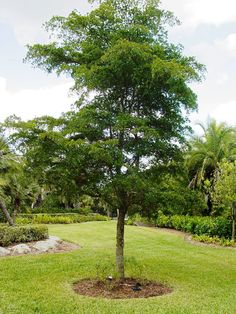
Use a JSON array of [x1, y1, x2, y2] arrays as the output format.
[[186, 119, 236, 215], [23, 0, 204, 278], [0, 137, 20, 225], [212, 160, 236, 241]]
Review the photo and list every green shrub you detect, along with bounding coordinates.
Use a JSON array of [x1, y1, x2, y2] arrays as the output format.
[[126, 214, 155, 226], [192, 234, 235, 247], [17, 213, 109, 224], [0, 225, 48, 246], [156, 214, 231, 239]]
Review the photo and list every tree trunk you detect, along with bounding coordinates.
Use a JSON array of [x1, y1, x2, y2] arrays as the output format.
[[13, 197, 21, 223], [116, 207, 126, 280], [232, 203, 236, 242], [0, 199, 14, 226]]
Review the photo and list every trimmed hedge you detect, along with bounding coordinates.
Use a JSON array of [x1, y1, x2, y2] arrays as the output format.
[[16, 213, 109, 224], [156, 214, 231, 239], [0, 225, 48, 247]]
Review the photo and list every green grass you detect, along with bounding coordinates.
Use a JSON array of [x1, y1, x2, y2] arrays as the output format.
[[0, 221, 235, 314]]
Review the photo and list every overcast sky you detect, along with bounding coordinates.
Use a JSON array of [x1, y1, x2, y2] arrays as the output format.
[[0, 0, 236, 129]]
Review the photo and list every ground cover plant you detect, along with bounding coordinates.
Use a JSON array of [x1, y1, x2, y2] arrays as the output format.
[[0, 221, 235, 313]]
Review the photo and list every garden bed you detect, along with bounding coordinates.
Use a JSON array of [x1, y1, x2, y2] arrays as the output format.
[[73, 278, 172, 299]]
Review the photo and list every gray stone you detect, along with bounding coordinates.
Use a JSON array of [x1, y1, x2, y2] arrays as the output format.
[[33, 239, 59, 252], [11, 244, 31, 254], [0, 247, 11, 256], [49, 236, 62, 243]]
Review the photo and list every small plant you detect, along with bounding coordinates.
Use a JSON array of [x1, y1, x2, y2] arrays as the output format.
[[124, 256, 147, 282], [94, 259, 117, 281]]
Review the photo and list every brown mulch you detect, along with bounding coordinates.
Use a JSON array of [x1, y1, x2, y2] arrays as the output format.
[[73, 278, 172, 299]]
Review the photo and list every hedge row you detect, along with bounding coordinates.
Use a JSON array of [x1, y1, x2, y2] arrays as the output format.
[[156, 214, 231, 239], [16, 213, 109, 224], [0, 225, 48, 246]]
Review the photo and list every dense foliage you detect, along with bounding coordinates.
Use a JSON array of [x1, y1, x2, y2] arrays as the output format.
[[156, 213, 231, 238]]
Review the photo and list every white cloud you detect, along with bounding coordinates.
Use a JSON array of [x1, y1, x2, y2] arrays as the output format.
[[0, 77, 75, 121], [216, 33, 236, 57], [211, 101, 236, 125], [0, 0, 93, 45], [163, 0, 236, 28]]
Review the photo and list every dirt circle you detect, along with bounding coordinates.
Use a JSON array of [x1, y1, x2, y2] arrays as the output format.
[[73, 278, 172, 299]]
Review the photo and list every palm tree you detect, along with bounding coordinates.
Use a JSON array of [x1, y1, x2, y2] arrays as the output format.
[[0, 137, 18, 225], [186, 119, 236, 214]]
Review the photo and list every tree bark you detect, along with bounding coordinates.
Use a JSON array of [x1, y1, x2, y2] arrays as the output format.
[[13, 197, 21, 223], [0, 199, 14, 226], [232, 203, 236, 242], [116, 207, 126, 280]]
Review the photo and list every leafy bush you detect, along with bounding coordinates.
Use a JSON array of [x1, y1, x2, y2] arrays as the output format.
[[16, 213, 109, 224], [156, 213, 231, 239], [126, 214, 155, 226], [192, 235, 235, 247], [0, 225, 48, 246]]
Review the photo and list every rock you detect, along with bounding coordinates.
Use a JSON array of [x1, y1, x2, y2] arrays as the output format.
[[11, 244, 31, 254], [33, 239, 59, 252], [0, 247, 11, 256], [49, 236, 62, 243]]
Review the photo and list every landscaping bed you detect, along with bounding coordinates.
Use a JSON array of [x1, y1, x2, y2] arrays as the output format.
[[73, 278, 172, 299], [0, 235, 79, 257]]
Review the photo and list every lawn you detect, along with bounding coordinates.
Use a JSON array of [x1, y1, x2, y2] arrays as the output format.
[[0, 221, 235, 314]]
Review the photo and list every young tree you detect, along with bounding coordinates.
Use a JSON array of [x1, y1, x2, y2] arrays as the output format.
[[24, 0, 204, 278], [212, 161, 236, 241]]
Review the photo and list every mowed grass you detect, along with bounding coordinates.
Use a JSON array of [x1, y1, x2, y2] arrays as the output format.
[[0, 221, 235, 314]]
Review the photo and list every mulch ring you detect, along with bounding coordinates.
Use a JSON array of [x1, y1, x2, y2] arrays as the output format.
[[73, 278, 172, 299]]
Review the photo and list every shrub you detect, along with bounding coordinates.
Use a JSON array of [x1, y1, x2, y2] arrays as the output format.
[[0, 225, 48, 246], [17, 213, 109, 224], [156, 214, 231, 239], [126, 214, 155, 226], [192, 235, 235, 247]]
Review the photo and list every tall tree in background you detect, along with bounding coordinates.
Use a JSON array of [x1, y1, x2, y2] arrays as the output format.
[[186, 119, 236, 214], [24, 0, 204, 278], [0, 137, 19, 226], [212, 161, 236, 241]]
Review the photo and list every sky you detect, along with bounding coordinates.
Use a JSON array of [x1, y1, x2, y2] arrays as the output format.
[[0, 0, 236, 129]]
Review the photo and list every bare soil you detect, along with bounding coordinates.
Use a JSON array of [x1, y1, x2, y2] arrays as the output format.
[[73, 278, 172, 299]]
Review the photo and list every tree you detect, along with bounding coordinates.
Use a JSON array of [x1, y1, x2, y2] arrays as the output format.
[[0, 137, 19, 226], [24, 0, 204, 278], [186, 119, 236, 214], [212, 161, 236, 241]]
